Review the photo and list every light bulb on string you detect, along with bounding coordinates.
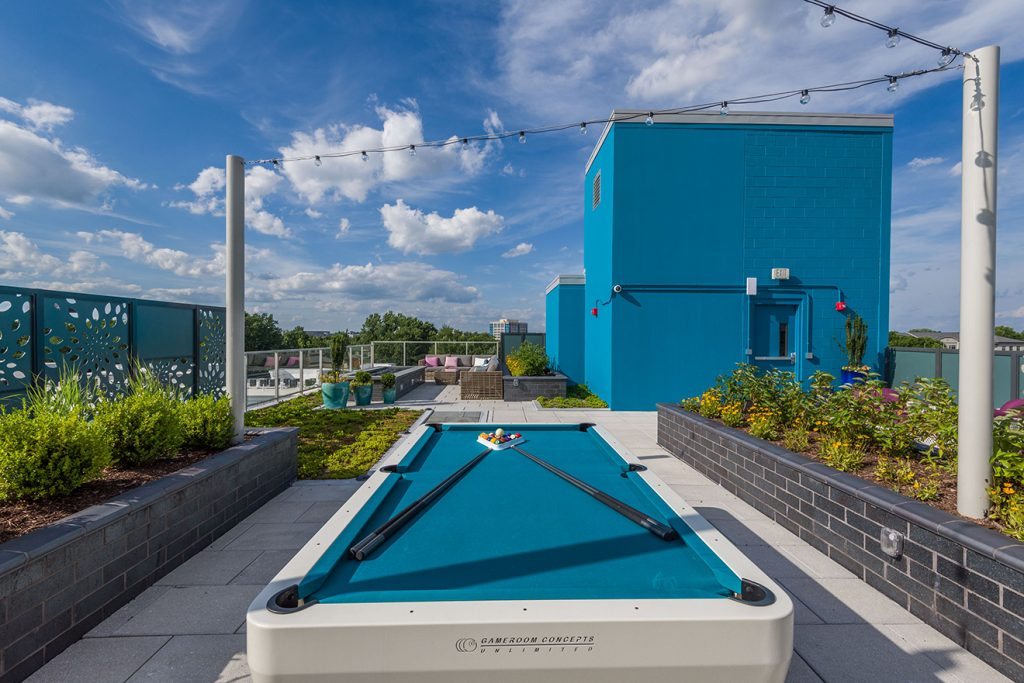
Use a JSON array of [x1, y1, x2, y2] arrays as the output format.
[[820, 6, 835, 28], [645, 112, 654, 126], [800, 90, 811, 105], [461, 138, 469, 149], [580, 122, 587, 135], [886, 29, 900, 48], [314, 156, 322, 167], [408, 145, 416, 157], [519, 131, 526, 144], [720, 102, 729, 116], [887, 76, 899, 94], [938, 49, 954, 67], [273, 159, 282, 172], [361, 151, 368, 162]]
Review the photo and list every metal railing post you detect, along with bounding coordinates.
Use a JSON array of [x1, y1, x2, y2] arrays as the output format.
[[274, 351, 280, 401], [318, 348, 323, 384], [299, 350, 305, 394], [403, 342, 407, 366], [370, 342, 375, 368]]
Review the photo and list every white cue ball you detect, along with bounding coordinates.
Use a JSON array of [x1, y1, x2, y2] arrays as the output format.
[[494, 428, 505, 438]]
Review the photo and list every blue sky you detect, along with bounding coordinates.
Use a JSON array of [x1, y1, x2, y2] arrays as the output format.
[[0, 0, 1021, 334]]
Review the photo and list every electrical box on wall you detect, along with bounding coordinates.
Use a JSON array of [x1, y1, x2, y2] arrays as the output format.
[[746, 277, 758, 296], [771, 268, 790, 280]]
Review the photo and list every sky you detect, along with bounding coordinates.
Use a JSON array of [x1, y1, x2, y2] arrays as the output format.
[[0, 0, 1022, 335]]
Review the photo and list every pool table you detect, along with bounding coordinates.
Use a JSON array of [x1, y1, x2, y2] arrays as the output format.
[[247, 423, 793, 682]]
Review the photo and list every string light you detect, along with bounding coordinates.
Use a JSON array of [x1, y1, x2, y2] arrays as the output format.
[[247, 64, 957, 167], [803, 1, 971, 61], [820, 5, 836, 28], [461, 137, 469, 148], [938, 48, 954, 67], [519, 130, 526, 144], [314, 155, 322, 167], [887, 76, 899, 93]]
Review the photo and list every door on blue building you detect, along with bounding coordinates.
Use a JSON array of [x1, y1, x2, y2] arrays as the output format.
[[752, 303, 798, 373]]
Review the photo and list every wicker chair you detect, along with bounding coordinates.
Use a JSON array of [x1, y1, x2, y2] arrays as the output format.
[[460, 370, 504, 400], [433, 368, 461, 385]]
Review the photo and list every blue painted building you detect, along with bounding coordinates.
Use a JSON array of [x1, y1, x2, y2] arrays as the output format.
[[546, 111, 893, 410], [545, 275, 586, 385]]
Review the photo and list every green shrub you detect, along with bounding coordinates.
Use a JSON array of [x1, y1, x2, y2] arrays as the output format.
[[24, 364, 98, 419], [380, 372, 396, 389], [179, 395, 235, 451], [0, 410, 112, 500], [506, 342, 549, 377], [352, 371, 372, 387], [97, 373, 184, 466]]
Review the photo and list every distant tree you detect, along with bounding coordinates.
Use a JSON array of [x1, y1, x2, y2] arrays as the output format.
[[435, 325, 494, 342], [995, 325, 1024, 341], [907, 328, 939, 333], [889, 332, 943, 348], [357, 311, 438, 343], [245, 312, 283, 351], [281, 325, 315, 349]]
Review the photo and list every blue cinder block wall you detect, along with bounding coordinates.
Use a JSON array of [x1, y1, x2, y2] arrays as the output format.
[[545, 276, 585, 385], [570, 111, 893, 411]]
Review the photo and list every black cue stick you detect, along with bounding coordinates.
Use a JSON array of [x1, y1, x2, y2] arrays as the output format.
[[511, 445, 678, 541], [349, 449, 491, 561]]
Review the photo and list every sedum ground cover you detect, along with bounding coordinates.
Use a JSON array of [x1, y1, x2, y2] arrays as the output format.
[[537, 384, 608, 409], [245, 394, 420, 479], [682, 364, 1024, 541]]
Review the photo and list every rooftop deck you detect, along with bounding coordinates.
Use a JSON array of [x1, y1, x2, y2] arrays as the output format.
[[27, 385, 1009, 682]]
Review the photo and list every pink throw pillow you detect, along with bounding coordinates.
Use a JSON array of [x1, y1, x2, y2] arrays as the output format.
[[263, 356, 276, 367], [445, 356, 459, 368], [424, 355, 440, 367]]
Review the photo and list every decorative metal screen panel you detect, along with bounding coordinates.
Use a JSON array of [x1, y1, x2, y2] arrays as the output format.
[[198, 307, 227, 398], [42, 295, 131, 399], [149, 357, 195, 396], [0, 293, 32, 393]]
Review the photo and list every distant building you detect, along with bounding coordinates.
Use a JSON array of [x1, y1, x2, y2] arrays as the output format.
[[490, 319, 528, 340], [907, 331, 1024, 352], [546, 110, 894, 410], [306, 330, 332, 339]]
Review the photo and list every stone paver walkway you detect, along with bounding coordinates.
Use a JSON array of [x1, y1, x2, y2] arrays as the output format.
[[28, 389, 1009, 682]]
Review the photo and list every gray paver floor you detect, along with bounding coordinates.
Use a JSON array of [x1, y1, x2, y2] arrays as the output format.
[[27, 395, 1010, 683]]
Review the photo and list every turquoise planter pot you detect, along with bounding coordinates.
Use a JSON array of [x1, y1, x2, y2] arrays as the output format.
[[382, 387, 397, 404], [354, 384, 373, 406], [321, 382, 350, 409], [840, 369, 866, 386]]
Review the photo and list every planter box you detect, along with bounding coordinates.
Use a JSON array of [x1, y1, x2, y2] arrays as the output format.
[[0, 428, 298, 682], [502, 374, 567, 402], [657, 403, 1024, 682]]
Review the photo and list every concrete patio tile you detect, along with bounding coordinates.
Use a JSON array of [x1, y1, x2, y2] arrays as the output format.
[[229, 550, 298, 586], [779, 578, 921, 625], [785, 652, 825, 682], [294, 500, 344, 524], [156, 550, 263, 586], [776, 545, 858, 580], [111, 585, 260, 636], [223, 523, 321, 550], [793, 624, 986, 683], [883, 623, 1011, 682], [126, 635, 249, 683], [207, 521, 256, 550], [238, 499, 315, 524], [706, 517, 804, 547], [734, 543, 830, 580], [276, 481, 362, 503], [26, 636, 170, 683], [86, 586, 172, 638]]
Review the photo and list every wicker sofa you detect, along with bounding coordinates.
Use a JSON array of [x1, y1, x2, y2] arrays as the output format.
[[419, 354, 493, 384], [459, 366, 504, 399]]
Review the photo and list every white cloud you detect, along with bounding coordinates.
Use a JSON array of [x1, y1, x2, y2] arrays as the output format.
[[278, 104, 495, 204], [949, 161, 963, 176], [0, 106, 147, 209], [0, 206, 12, 220], [91, 229, 225, 277], [380, 199, 504, 255], [998, 305, 1024, 320], [115, 0, 242, 55], [337, 217, 351, 238], [502, 242, 534, 258], [0, 97, 75, 131], [304, 208, 323, 219], [267, 261, 479, 304], [169, 165, 291, 237], [908, 156, 944, 170], [0, 231, 106, 281]]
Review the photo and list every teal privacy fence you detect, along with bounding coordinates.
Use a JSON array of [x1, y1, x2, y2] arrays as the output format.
[[500, 333, 547, 362], [0, 284, 226, 406], [886, 347, 1024, 407]]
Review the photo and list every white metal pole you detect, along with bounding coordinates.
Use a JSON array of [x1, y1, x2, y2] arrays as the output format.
[[957, 46, 1000, 518], [225, 155, 245, 443]]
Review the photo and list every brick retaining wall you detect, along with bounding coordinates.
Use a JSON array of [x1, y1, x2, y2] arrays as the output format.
[[502, 374, 567, 402], [658, 403, 1024, 682], [0, 428, 298, 682]]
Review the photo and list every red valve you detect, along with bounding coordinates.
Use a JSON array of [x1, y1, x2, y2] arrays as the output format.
[[835, 301, 847, 312], [591, 307, 598, 317]]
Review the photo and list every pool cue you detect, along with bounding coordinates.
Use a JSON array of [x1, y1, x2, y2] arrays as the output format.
[[511, 446, 678, 541], [349, 449, 491, 561]]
